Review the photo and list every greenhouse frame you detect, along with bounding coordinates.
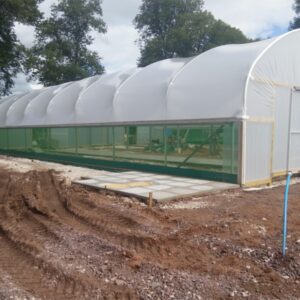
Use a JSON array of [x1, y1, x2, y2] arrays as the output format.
[[1, 29, 300, 186]]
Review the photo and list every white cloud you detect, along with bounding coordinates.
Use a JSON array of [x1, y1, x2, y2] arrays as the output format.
[[90, 26, 139, 72], [91, 0, 140, 72], [102, 0, 140, 26], [205, 0, 295, 38], [14, 23, 35, 48], [11, 74, 33, 94], [12, 0, 297, 93]]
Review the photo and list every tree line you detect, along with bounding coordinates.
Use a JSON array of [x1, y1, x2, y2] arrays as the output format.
[[0, 0, 299, 97]]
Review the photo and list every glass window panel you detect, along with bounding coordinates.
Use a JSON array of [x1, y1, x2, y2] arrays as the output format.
[[114, 126, 166, 165], [32, 128, 49, 151], [77, 127, 113, 159], [0, 129, 8, 150], [166, 123, 239, 175], [0, 123, 239, 179], [49, 128, 76, 154], [8, 128, 27, 150]]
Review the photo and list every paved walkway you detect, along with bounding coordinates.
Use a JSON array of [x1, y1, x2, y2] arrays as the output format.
[[74, 171, 238, 202]]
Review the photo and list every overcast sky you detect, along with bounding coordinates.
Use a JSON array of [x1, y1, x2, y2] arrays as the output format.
[[13, 0, 295, 93]]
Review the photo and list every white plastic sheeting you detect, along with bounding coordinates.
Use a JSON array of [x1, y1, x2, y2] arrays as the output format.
[[167, 38, 273, 120], [76, 68, 137, 124], [1, 29, 300, 186], [242, 30, 300, 184], [2, 31, 300, 127], [114, 58, 190, 122]]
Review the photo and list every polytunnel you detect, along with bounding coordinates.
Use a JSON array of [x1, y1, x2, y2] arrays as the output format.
[[1, 29, 300, 186]]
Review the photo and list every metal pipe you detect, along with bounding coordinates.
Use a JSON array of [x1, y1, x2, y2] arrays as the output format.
[[282, 171, 292, 256], [286, 88, 293, 172], [282, 87, 296, 256]]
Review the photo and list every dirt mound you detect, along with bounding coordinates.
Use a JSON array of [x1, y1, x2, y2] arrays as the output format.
[[0, 168, 299, 299]]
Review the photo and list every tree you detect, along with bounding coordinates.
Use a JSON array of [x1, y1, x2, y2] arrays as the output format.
[[0, 0, 42, 97], [290, 0, 300, 30], [134, 0, 250, 67], [27, 0, 106, 86], [204, 20, 249, 51]]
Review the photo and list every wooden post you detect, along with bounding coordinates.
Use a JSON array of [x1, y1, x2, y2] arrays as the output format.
[[148, 192, 153, 208]]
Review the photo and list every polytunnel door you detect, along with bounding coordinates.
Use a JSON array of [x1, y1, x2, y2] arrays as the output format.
[[289, 89, 300, 171]]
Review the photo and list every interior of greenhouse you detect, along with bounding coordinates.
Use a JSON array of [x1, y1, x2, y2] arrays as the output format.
[[0, 123, 238, 182], [0, 123, 239, 182]]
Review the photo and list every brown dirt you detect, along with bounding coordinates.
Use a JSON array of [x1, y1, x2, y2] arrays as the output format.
[[0, 168, 299, 300]]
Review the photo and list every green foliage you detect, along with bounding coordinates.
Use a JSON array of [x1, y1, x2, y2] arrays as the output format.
[[290, 0, 300, 29], [134, 0, 250, 67], [0, 0, 42, 97], [204, 20, 249, 50], [26, 0, 106, 86]]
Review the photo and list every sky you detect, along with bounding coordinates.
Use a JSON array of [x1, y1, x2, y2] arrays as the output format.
[[12, 0, 296, 93]]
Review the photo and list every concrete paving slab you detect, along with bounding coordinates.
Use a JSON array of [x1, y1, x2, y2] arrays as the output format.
[[73, 170, 238, 202], [166, 188, 199, 195], [152, 175, 171, 180], [134, 177, 156, 181], [119, 174, 141, 179], [100, 178, 130, 183], [110, 179, 132, 184], [148, 185, 171, 191], [185, 179, 211, 184], [90, 176, 111, 181], [210, 182, 237, 189], [123, 171, 142, 175], [158, 180, 177, 185], [77, 179, 99, 185], [167, 182, 194, 187], [190, 185, 214, 191], [147, 191, 177, 201], [120, 187, 153, 194]]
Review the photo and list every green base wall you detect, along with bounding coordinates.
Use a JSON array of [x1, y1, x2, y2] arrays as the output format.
[[0, 149, 238, 183]]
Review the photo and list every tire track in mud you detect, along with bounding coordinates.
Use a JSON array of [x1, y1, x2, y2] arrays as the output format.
[[0, 169, 209, 299], [49, 173, 210, 270], [0, 170, 138, 300]]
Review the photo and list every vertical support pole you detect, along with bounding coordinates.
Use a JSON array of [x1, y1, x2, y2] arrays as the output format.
[[268, 121, 275, 186], [149, 126, 152, 155], [231, 123, 235, 174], [286, 88, 293, 172], [269, 87, 277, 185], [283, 171, 292, 256], [28, 128, 32, 151], [24, 128, 27, 151], [240, 119, 247, 185], [164, 126, 167, 166], [209, 124, 213, 155], [112, 127, 116, 161], [30, 128, 33, 151], [125, 126, 129, 150], [149, 126, 152, 144], [47, 128, 50, 151], [148, 192, 153, 208], [107, 127, 109, 145], [89, 127, 92, 149], [282, 88, 294, 256], [75, 127, 78, 154], [6, 128, 9, 150], [177, 125, 180, 154]]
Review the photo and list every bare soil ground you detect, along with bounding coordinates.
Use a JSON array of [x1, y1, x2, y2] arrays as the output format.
[[0, 159, 299, 299]]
